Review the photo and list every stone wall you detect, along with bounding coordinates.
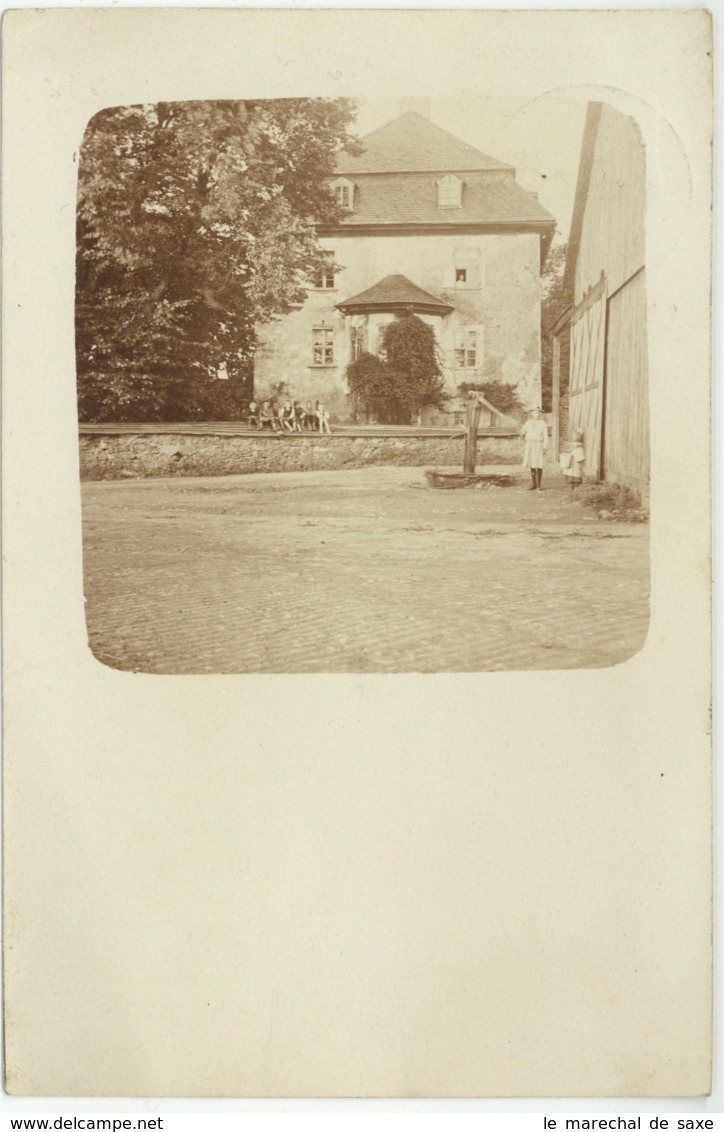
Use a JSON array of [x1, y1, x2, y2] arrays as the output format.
[[79, 432, 522, 481]]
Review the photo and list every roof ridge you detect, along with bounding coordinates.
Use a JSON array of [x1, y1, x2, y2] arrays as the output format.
[[359, 111, 504, 159], [336, 112, 513, 175], [354, 110, 427, 146]]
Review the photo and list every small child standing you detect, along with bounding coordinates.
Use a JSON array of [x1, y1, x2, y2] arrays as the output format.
[[561, 428, 585, 488]]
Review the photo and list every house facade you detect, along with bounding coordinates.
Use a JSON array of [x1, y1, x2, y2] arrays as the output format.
[[253, 111, 556, 421], [550, 102, 649, 497]]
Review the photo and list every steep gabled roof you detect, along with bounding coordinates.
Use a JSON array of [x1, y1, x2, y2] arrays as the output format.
[[336, 112, 514, 175], [326, 111, 556, 266], [336, 274, 454, 315]]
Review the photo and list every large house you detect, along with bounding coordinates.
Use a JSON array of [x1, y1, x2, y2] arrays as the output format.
[[252, 110, 556, 422]]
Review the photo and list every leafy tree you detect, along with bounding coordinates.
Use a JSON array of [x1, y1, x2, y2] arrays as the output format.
[[345, 352, 401, 423], [382, 314, 447, 423], [76, 98, 359, 421], [457, 380, 522, 417], [540, 243, 573, 412], [345, 314, 447, 424]]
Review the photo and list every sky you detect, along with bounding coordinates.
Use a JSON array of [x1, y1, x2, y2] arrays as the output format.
[[352, 96, 588, 246]]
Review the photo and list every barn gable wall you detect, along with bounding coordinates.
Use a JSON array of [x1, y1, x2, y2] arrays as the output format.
[[575, 104, 646, 301], [564, 101, 649, 496]]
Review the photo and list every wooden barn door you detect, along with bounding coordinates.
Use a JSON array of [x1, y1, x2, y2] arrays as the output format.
[[602, 268, 649, 495], [569, 274, 607, 479]]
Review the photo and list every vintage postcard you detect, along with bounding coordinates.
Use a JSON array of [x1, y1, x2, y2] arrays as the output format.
[[2, 8, 713, 1097]]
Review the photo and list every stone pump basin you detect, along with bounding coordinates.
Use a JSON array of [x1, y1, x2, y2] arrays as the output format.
[[425, 469, 517, 489]]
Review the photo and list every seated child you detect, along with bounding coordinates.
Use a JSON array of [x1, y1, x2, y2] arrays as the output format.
[[281, 400, 295, 432]]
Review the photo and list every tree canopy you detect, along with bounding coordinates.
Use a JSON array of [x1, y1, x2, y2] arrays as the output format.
[[345, 352, 395, 423], [540, 243, 573, 412], [457, 380, 522, 417], [346, 313, 447, 424], [76, 98, 359, 421]]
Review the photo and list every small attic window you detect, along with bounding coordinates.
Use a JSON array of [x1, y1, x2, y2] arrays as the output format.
[[331, 177, 355, 211], [437, 175, 463, 209]]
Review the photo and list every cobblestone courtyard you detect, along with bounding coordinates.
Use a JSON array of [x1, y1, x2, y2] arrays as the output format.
[[81, 465, 649, 673]]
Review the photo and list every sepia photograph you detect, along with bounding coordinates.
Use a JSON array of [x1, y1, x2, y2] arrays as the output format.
[[3, 7, 712, 1102], [77, 93, 650, 674]]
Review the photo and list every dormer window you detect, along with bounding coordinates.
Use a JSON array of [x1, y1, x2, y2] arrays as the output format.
[[339, 183, 352, 209], [330, 177, 355, 211], [437, 175, 463, 209]]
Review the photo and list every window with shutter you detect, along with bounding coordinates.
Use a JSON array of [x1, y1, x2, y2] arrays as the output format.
[[312, 327, 335, 366], [454, 329, 478, 368], [350, 325, 366, 361], [314, 253, 336, 290]]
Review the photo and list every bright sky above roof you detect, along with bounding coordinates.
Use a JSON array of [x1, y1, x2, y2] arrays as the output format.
[[353, 97, 587, 246]]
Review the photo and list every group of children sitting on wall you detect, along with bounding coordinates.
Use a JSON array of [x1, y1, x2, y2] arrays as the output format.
[[247, 399, 331, 434]]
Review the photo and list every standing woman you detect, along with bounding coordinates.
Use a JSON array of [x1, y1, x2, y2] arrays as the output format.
[[521, 407, 548, 490]]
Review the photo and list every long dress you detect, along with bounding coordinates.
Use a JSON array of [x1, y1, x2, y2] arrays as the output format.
[[521, 418, 548, 469], [562, 441, 586, 481]]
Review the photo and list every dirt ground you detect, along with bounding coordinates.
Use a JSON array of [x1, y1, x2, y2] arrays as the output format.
[[81, 464, 650, 673]]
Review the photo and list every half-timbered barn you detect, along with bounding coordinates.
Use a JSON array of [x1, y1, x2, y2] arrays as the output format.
[[551, 102, 649, 497], [253, 110, 556, 422]]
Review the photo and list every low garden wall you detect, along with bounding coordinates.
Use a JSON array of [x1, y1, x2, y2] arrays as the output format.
[[79, 430, 522, 481]]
